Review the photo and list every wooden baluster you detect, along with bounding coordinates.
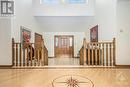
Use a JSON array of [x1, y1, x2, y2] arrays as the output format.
[[46, 48, 48, 65], [91, 43, 94, 65], [110, 43, 112, 66], [44, 47, 48, 65], [88, 44, 90, 65], [27, 46, 29, 66], [41, 48, 44, 66], [45, 47, 47, 65], [42, 46, 45, 66], [113, 38, 116, 66], [86, 47, 88, 65], [30, 44, 33, 66], [35, 50, 37, 66], [12, 38, 15, 66], [44, 47, 46, 65], [102, 43, 105, 66], [23, 49, 25, 66], [19, 43, 22, 66], [37, 49, 40, 66], [83, 38, 86, 65], [98, 43, 101, 65], [40, 49, 42, 66], [80, 47, 83, 65], [106, 43, 108, 66], [16, 44, 18, 66], [34, 49, 36, 66], [95, 43, 97, 66]]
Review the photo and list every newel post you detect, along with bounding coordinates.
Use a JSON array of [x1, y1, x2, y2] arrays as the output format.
[[12, 38, 15, 66], [113, 38, 116, 66], [83, 38, 87, 65], [42, 39, 44, 66]]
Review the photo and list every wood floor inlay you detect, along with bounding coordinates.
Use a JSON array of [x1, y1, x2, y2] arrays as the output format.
[[52, 75, 94, 87], [0, 68, 130, 87]]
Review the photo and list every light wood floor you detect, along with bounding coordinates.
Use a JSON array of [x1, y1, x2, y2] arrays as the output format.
[[48, 58, 79, 66], [0, 68, 130, 87]]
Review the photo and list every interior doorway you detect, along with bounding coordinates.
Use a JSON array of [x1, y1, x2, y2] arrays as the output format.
[[54, 35, 74, 58]]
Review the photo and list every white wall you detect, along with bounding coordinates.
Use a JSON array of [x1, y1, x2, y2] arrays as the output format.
[[117, 0, 130, 65], [33, 0, 95, 16], [35, 16, 95, 32], [43, 32, 85, 57], [86, 0, 117, 41], [12, 0, 42, 42], [0, 0, 43, 65], [0, 18, 12, 65]]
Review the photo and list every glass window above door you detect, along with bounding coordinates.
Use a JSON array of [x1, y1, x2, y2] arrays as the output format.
[[68, 0, 86, 4], [42, 0, 87, 4], [42, 0, 60, 4]]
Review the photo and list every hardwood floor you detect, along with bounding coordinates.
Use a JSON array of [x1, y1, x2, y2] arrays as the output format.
[[0, 68, 130, 87], [48, 58, 79, 66]]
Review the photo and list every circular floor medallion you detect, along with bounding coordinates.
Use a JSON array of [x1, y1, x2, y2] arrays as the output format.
[[52, 75, 94, 87]]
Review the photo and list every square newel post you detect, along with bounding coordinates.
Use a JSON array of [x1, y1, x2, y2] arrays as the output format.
[[12, 38, 15, 66], [41, 39, 45, 66], [113, 38, 116, 66], [83, 38, 87, 65]]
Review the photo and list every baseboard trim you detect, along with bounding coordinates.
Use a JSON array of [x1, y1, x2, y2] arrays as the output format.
[[116, 65, 130, 68], [48, 57, 79, 58], [0, 65, 13, 69], [74, 56, 80, 58], [48, 57, 55, 58]]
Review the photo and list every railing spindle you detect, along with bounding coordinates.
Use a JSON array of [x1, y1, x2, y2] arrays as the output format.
[[98, 43, 101, 65], [110, 43, 112, 66], [19, 43, 22, 66], [106, 43, 108, 66], [95, 43, 97, 65], [113, 38, 116, 66], [102, 43, 105, 66], [16, 44, 18, 66], [87, 44, 90, 65], [12, 38, 15, 66], [91, 43, 94, 65]]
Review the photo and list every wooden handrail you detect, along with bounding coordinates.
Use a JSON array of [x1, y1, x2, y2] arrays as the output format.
[[80, 38, 116, 66], [12, 38, 48, 67]]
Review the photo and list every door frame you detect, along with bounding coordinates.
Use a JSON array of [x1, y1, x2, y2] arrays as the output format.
[[54, 35, 74, 58]]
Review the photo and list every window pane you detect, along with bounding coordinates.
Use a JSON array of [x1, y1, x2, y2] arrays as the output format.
[[43, 0, 59, 4], [68, 0, 86, 4]]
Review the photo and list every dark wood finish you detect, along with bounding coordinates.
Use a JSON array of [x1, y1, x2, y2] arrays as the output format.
[[116, 65, 130, 68], [16, 44, 18, 66], [23, 49, 26, 66], [113, 38, 116, 66], [95, 44, 97, 65], [91, 43, 94, 65], [106, 44, 108, 66], [27, 47, 29, 66], [54, 35, 74, 58], [87, 44, 90, 65], [102, 43, 105, 66], [19, 43, 22, 66], [30, 44, 33, 66], [86, 48, 100, 65], [98, 43, 101, 65], [12, 38, 15, 66]]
